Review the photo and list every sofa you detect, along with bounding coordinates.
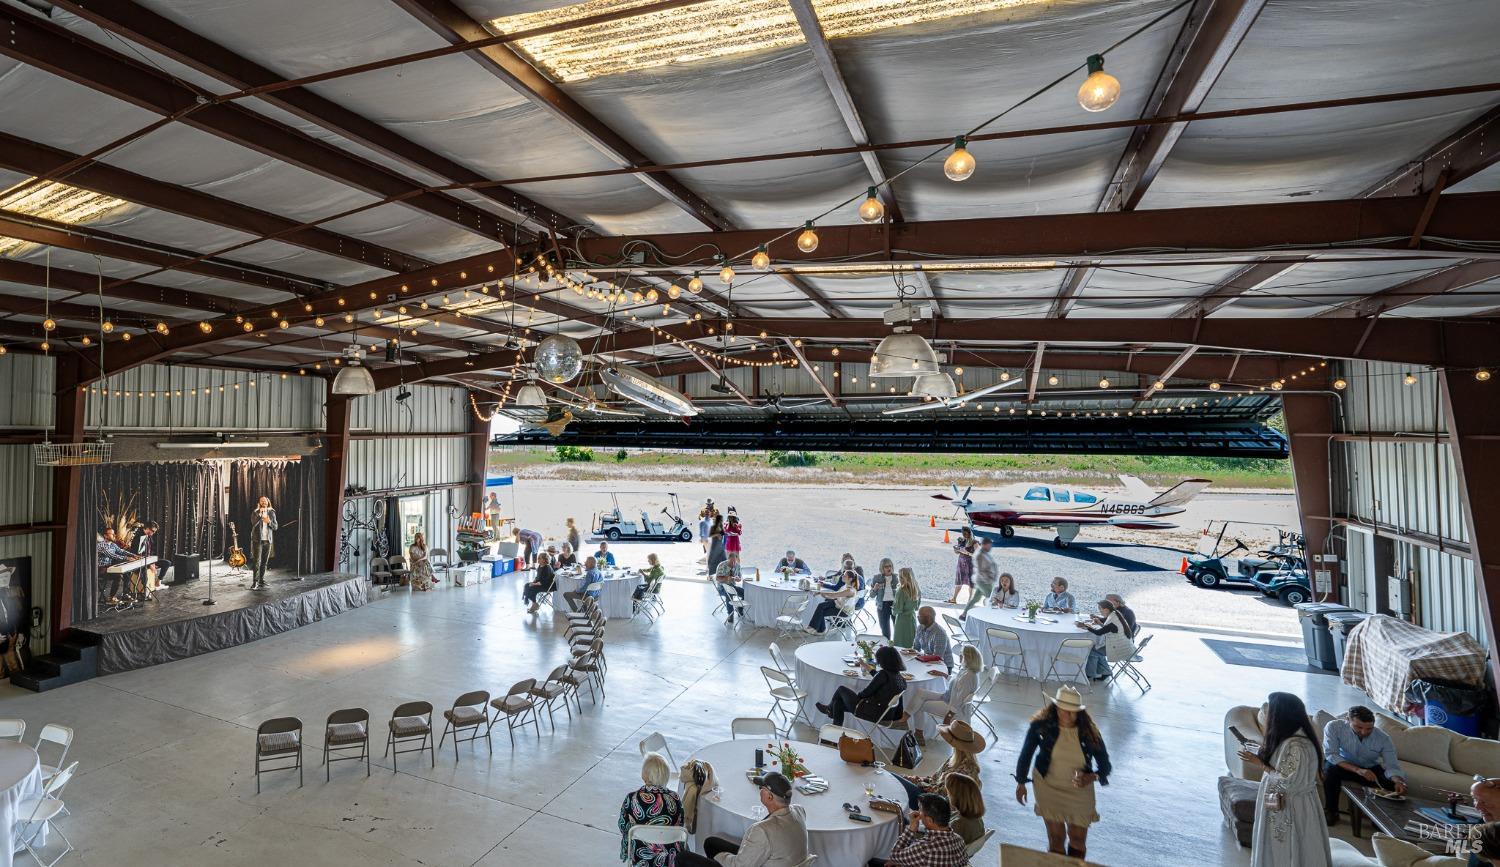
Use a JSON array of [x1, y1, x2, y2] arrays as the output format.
[[1224, 704, 1500, 800], [1330, 835, 1467, 867]]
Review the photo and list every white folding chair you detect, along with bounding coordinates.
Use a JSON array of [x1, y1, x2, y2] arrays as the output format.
[[0, 719, 25, 742], [1041, 637, 1094, 691], [429, 548, 451, 575], [985, 627, 1028, 681], [760, 666, 810, 734], [817, 724, 867, 746], [1109, 634, 1153, 693], [625, 823, 688, 854], [942, 613, 971, 649], [638, 731, 677, 770], [848, 692, 907, 761], [967, 668, 1000, 737], [822, 600, 855, 641], [14, 761, 76, 867], [34, 724, 73, 783], [775, 596, 810, 640], [731, 717, 778, 740], [965, 829, 995, 859], [768, 641, 797, 683], [852, 599, 878, 635]]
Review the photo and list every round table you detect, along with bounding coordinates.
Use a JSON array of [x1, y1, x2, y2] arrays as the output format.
[[0, 742, 43, 867], [553, 568, 639, 619], [743, 577, 818, 627], [794, 641, 949, 738], [963, 606, 1089, 679], [687, 739, 906, 866]]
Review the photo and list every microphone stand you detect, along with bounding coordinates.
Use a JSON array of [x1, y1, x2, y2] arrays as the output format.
[[202, 518, 217, 606]]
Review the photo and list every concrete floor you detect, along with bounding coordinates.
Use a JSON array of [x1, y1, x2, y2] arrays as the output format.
[[0, 572, 1379, 867]]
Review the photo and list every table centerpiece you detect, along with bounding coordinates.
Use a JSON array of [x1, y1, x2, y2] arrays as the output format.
[[766, 741, 810, 778]]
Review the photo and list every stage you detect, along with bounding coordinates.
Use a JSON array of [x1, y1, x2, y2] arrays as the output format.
[[72, 568, 370, 675]]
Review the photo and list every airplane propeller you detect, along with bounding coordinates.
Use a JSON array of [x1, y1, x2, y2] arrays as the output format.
[[881, 377, 1023, 415]]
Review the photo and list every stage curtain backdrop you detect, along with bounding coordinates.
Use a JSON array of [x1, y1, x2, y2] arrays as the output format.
[[72, 461, 224, 625], [226, 457, 325, 575]]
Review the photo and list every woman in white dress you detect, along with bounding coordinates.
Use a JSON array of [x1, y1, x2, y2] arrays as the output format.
[[1239, 692, 1331, 867]]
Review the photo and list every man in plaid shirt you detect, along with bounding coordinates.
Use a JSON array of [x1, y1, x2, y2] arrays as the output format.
[[867, 793, 970, 867]]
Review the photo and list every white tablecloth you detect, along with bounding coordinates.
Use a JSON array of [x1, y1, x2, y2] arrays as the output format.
[[0, 742, 43, 867], [553, 568, 638, 619], [794, 641, 949, 738], [963, 606, 1089, 679], [687, 739, 906, 867], [743, 579, 818, 627]]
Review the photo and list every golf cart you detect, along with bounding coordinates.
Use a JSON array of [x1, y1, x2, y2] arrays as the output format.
[[1183, 521, 1313, 605], [592, 492, 694, 542]]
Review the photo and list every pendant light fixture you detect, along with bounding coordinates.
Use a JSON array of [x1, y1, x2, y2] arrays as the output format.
[[870, 302, 940, 378], [331, 323, 376, 396], [943, 136, 976, 181], [858, 187, 885, 223], [1077, 54, 1121, 112], [751, 246, 771, 270], [796, 222, 819, 253], [514, 381, 548, 407]]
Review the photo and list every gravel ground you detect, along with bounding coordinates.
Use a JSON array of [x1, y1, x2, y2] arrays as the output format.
[[502, 479, 1303, 636]]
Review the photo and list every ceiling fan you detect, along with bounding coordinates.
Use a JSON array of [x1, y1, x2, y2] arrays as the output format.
[[881, 377, 1023, 415]]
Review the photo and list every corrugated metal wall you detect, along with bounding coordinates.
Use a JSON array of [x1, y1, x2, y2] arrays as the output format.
[[0, 355, 54, 428], [350, 384, 466, 434], [0, 443, 53, 653], [85, 365, 324, 431]]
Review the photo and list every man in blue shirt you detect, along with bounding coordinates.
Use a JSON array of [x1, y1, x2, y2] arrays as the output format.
[[1323, 705, 1407, 825], [1042, 577, 1076, 613], [912, 606, 954, 672], [594, 541, 616, 568], [96, 527, 133, 604]]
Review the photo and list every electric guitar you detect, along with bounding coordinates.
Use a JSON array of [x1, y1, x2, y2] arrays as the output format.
[[227, 522, 247, 568]]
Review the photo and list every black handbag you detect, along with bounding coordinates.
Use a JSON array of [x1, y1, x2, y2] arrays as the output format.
[[892, 730, 923, 770]]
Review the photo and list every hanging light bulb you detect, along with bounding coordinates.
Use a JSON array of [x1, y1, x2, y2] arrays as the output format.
[[720, 263, 735, 285], [199, 321, 212, 334], [943, 136, 976, 181], [1209, 381, 1221, 391], [1475, 368, 1492, 382], [1047, 374, 1059, 386], [1333, 377, 1348, 390], [687, 275, 703, 294], [1403, 372, 1417, 385], [279, 320, 290, 329], [42, 318, 56, 332], [101, 320, 113, 334], [1271, 380, 1284, 390], [858, 187, 885, 223], [81, 335, 91, 346], [314, 316, 326, 327], [121, 332, 131, 342], [1000, 371, 1010, 381], [751, 246, 770, 271], [155, 322, 169, 335], [242, 321, 254, 333], [39, 340, 49, 352], [1078, 54, 1121, 112], [1152, 380, 1165, 391], [668, 284, 682, 300], [796, 222, 819, 254], [1098, 377, 1110, 389]]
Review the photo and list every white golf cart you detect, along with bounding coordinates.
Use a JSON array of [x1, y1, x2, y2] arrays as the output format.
[[592, 492, 694, 542]]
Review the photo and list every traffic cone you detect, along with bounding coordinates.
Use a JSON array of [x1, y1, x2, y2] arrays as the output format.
[[943, 529, 951, 544], [1179, 557, 1189, 574], [929, 516, 936, 528]]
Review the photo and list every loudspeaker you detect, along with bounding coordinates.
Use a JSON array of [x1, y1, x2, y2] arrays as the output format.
[[172, 554, 200, 584]]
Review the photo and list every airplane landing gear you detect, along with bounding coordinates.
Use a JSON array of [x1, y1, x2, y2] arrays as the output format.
[[1000, 526, 1015, 538], [1053, 537, 1069, 549]]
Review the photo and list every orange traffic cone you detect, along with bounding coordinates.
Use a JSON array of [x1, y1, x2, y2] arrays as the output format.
[[929, 516, 936, 528], [1179, 557, 1189, 574], [943, 529, 951, 544]]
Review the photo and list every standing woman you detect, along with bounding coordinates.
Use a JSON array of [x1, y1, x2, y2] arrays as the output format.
[[868, 558, 898, 639], [723, 513, 743, 562], [408, 532, 435, 591], [892, 567, 921, 648], [705, 514, 727, 576], [1240, 692, 1331, 867], [565, 517, 581, 556], [948, 526, 976, 604], [250, 496, 278, 590], [1015, 686, 1111, 861]]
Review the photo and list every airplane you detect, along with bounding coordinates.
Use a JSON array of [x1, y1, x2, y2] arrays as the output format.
[[933, 475, 1212, 549]]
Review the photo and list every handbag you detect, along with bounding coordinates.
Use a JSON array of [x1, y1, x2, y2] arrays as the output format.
[[892, 731, 923, 770], [839, 734, 875, 764], [1263, 789, 1286, 812]]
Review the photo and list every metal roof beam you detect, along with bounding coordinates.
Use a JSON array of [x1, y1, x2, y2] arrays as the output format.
[[1316, 260, 1500, 318], [1135, 345, 1198, 399]]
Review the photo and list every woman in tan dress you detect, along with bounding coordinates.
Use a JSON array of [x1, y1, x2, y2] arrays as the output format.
[[1014, 686, 1112, 860]]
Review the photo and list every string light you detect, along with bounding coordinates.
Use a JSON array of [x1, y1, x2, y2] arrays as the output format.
[[858, 187, 885, 223], [668, 284, 682, 300], [42, 318, 56, 332], [719, 263, 735, 285], [1047, 375, 1058, 386], [795, 222, 819, 253], [1209, 381, 1221, 390], [943, 136, 976, 181], [1098, 377, 1110, 389], [1078, 54, 1121, 112], [687, 275, 703, 294], [1477, 369, 1493, 382], [1403, 372, 1417, 385], [752, 246, 771, 270], [1333, 377, 1348, 390], [242, 322, 254, 333], [101, 320, 113, 333]]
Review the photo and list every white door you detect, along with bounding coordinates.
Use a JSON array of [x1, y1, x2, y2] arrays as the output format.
[[1344, 527, 1376, 612]]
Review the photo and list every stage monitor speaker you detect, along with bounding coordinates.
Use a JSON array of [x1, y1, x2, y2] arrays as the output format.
[[172, 554, 200, 584]]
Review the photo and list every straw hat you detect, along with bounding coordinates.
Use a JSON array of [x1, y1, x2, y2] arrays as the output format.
[[1051, 686, 1086, 713], [938, 719, 987, 753]]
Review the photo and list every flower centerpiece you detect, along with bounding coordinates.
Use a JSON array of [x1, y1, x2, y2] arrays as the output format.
[[766, 741, 810, 779], [1023, 600, 1042, 621], [856, 639, 877, 664]]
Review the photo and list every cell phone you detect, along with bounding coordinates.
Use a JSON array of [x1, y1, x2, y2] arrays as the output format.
[[848, 813, 872, 823], [754, 748, 764, 769]]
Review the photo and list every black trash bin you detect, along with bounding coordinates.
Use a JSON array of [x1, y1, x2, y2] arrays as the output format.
[[1295, 602, 1352, 671], [1324, 610, 1371, 672]]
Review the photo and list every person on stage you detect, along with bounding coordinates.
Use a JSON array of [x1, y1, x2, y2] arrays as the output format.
[[96, 527, 133, 606], [250, 496, 278, 590], [133, 521, 171, 590]]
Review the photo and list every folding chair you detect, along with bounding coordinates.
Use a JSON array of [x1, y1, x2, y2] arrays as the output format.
[[731, 717, 778, 740], [625, 824, 689, 858], [429, 548, 451, 577], [1109, 634, 1153, 693], [942, 613, 971, 649], [384, 701, 435, 771], [34, 724, 73, 783], [530, 665, 574, 727], [439, 690, 492, 759], [1041, 638, 1095, 691], [966, 668, 1000, 737], [760, 665, 810, 734], [563, 651, 604, 705], [985, 627, 1028, 681], [711, 581, 731, 617], [14, 761, 76, 867], [322, 708, 370, 780], [768, 641, 797, 683], [852, 596, 878, 635], [848, 692, 907, 762], [254, 717, 302, 793], [965, 829, 995, 859], [0, 719, 25, 742], [490, 680, 541, 747], [822, 602, 855, 642], [774, 595, 811, 640], [638, 731, 677, 770]]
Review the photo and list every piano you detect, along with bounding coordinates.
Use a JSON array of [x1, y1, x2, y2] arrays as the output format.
[[106, 555, 158, 574]]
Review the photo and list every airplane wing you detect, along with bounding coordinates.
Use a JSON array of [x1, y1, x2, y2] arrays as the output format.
[[1149, 478, 1212, 509], [1118, 474, 1153, 501]]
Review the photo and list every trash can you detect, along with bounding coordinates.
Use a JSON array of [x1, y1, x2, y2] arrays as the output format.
[[1410, 679, 1488, 736], [1325, 610, 1372, 672], [1295, 602, 1352, 671]]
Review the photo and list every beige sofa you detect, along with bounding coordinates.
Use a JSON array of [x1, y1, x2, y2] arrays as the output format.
[[1224, 705, 1500, 800], [1330, 835, 1468, 867]]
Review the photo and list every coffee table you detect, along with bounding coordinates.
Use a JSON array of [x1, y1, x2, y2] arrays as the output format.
[[1342, 784, 1474, 854]]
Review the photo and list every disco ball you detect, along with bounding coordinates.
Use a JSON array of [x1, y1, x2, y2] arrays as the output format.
[[535, 334, 583, 383]]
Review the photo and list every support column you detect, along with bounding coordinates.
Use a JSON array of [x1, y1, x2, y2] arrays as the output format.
[[48, 356, 85, 639], [1440, 369, 1500, 686], [467, 393, 488, 516], [1282, 392, 1340, 603], [322, 394, 350, 572]]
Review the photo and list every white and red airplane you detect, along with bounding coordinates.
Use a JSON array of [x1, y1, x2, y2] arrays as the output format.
[[933, 475, 1212, 549]]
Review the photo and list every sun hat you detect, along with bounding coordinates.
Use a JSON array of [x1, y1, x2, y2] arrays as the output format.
[[1051, 685, 1086, 712], [937, 719, 987, 753]]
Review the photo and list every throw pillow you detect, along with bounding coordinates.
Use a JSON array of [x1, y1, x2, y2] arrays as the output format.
[[1372, 833, 1467, 867], [1392, 726, 1457, 773]]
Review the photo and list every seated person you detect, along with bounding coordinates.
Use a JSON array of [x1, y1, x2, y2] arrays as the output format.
[[674, 771, 808, 867], [1470, 777, 1500, 867], [1105, 592, 1136, 634], [805, 569, 858, 634], [815, 645, 905, 726], [867, 793, 969, 867], [523, 553, 555, 613], [556, 544, 578, 569], [1322, 705, 1407, 825], [633, 552, 665, 602], [908, 645, 983, 730], [715, 553, 746, 623], [595, 541, 616, 568], [564, 556, 604, 612], [894, 720, 985, 809], [990, 572, 1019, 609], [911, 606, 954, 672], [617, 752, 684, 867], [775, 550, 810, 576], [1041, 576, 1075, 613], [96, 527, 133, 604], [1082, 599, 1136, 680], [839, 552, 865, 579], [944, 773, 987, 848]]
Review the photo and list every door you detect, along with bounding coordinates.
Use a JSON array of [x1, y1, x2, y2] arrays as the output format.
[[1345, 526, 1376, 612], [399, 496, 427, 550]]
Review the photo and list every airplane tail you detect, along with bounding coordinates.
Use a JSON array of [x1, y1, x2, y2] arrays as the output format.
[[1149, 478, 1212, 509], [1118, 474, 1153, 501]]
